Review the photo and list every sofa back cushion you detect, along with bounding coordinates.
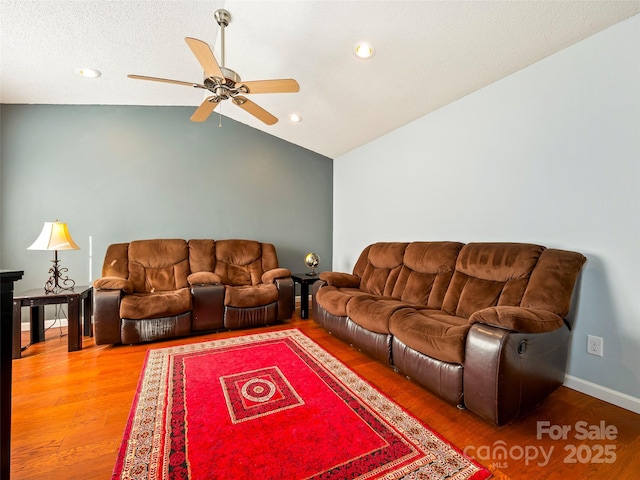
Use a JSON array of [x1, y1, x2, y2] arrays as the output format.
[[442, 243, 544, 318], [358, 242, 408, 296], [128, 239, 190, 293], [391, 242, 463, 307], [188, 239, 216, 273], [101, 242, 129, 278], [260, 243, 280, 272], [214, 239, 267, 286], [352, 245, 372, 278], [521, 248, 586, 318]]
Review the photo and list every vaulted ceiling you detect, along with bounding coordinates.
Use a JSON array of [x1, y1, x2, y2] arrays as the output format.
[[1, 1, 638, 158]]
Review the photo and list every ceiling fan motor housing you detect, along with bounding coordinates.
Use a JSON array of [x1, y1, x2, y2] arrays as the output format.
[[203, 67, 247, 100]]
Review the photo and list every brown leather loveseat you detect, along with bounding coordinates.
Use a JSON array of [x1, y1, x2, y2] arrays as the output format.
[[93, 238, 294, 345], [312, 242, 586, 425]]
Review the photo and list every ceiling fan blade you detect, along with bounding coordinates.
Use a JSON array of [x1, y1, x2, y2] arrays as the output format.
[[128, 74, 206, 89], [239, 79, 300, 94], [232, 96, 278, 125], [185, 37, 224, 80], [190, 97, 221, 122]]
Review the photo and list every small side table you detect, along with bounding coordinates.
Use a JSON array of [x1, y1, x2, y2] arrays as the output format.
[[291, 273, 320, 319], [12, 285, 93, 359]]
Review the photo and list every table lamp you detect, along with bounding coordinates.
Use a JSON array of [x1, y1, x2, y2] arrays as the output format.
[[28, 221, 80, 294]]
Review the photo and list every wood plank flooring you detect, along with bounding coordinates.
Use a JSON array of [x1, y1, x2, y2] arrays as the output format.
[[11, 313, 640, 479]]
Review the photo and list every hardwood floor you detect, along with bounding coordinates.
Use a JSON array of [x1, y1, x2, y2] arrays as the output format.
[[11, 313, 640, 479]]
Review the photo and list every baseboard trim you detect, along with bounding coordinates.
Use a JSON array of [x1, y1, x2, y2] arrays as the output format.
[[21, 319, 68, 332], [564, 374, 640, 414]]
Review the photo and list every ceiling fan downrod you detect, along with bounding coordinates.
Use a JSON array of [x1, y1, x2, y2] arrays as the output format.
[[208, 9, 243, 97], [214, 9, 230, 69], [214, 9, 231, 127]]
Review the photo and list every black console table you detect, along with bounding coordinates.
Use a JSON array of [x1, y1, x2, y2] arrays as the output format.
[[1, 270, 24, 479]]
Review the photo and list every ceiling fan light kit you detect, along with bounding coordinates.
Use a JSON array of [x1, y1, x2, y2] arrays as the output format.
[[127, 9, 299, 125]]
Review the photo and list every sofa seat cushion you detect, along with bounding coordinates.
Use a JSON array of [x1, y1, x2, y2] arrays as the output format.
[[120, 287, 192, 320], [347, 296, 420, 335], [389, 308, 471, 364], [224, 283, 279, 308], [315, 286, 370, 317]]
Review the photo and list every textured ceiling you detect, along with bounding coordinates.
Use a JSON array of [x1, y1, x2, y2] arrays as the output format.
[[1, 1, 638, 158]]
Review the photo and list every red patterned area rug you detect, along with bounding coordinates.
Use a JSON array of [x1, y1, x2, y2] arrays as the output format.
[[113, 329, 491, 480]]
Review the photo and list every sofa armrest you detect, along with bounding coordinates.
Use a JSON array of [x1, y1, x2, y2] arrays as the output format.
[[93, 289, 124, 345], [188, 271, 222, 286], [93, 276, 133, 294], [469, 306, 564, 333], [191, 284, 225, 331], [311, 278, 328, 320], [274, 277, 295, 321], [463, 322, 571, 425], [262, 268, 292, 284], [319, 272, 360, 288]]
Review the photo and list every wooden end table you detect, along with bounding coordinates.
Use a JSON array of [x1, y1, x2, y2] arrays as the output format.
[[291, 273, 320, 319], [12, 285, 93, 359]]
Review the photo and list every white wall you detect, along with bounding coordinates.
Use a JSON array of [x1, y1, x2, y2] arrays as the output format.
[[333, 15, 639, 409]]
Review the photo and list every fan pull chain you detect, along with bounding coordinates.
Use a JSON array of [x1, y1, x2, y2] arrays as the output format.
[[219, 104, 223, 127]]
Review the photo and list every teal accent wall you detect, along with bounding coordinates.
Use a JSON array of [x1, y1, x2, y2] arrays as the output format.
[[0, 104, 332, 294]]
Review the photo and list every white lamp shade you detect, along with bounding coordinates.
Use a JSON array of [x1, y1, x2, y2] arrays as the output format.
[[28, 221, 80, 251]]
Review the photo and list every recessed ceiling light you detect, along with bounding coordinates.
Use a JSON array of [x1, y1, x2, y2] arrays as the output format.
[[289, 113, 302, 122], [354, 42, 374, 59], [75, 67, 101, 78]]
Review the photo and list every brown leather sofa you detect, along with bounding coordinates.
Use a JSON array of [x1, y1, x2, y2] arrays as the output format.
[[311, 242, 586, 425], [93, 238, 294, 345]]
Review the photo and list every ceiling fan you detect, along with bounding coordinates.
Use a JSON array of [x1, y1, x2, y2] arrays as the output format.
[[128, 9, 299, 125]]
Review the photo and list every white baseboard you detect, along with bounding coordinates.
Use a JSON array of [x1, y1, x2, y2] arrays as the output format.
[[21, 319, 68, 332], [564, 374, 640, 414]]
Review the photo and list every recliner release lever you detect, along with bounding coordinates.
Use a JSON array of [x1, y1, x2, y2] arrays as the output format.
[[517, 340, 527, 354]]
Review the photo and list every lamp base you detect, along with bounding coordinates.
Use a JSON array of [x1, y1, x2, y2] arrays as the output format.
[[44, 256, 75, 294]]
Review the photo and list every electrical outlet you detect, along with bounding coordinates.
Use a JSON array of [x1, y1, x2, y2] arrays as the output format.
[[587, 335, 603, 357]]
